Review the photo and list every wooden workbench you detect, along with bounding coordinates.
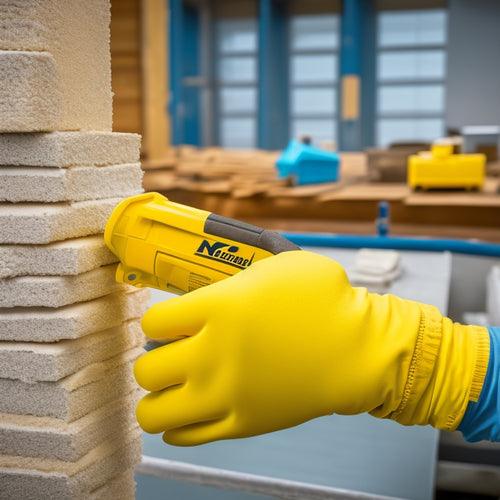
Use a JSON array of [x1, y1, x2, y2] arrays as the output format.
[[142, 148, 500, 242]]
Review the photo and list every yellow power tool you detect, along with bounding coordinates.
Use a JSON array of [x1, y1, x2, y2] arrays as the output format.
[[104, 192, 300, 295]]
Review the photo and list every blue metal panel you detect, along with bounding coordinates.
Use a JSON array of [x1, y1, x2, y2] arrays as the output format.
[[209, 19, 219, 147], [339, 0, 363, 151], [169, 0, 183, 145], [183, 5, 201, 145], [339, 0, 376, 151], [169, 0, 201, 146], [360, 0, 376, 149], [258, 0, 289, 150], [340, 0, 362, 76]]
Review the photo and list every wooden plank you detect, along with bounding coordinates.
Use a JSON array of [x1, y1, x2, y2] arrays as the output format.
[[111, 55, 142, 100], [341, 75, 360, 120], [177, 179, 233, 194], [141, 0, 170, 160], [405, 178, 500, 206], [143, 173, 231, 194], [178, 146, 215, 160], [487, 161, 500, 177], [406, 193, 500, 207], [110, 19, 141, 53], [266, 182, 340, 198], [197, 181, 233, 194], [232, 187, 271, 199], [232, 179, 288, 199], [110, 0, 141, 54], [339, 152, 368, 177], [142, 171, 179, 192], [110, 0, 143, 138], [112, 98, 142, 134], [141, 158, 177, 171], [319, 183, 411, 201]]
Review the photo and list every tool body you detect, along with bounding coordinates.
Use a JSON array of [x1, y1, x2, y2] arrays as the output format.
[[104, 192, 300, 294]]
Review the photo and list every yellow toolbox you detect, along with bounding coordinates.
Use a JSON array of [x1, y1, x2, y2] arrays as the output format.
[[408, 144, 486, 190]]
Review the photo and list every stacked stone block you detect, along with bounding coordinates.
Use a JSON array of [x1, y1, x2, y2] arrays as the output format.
[[0, 1, 147, 498]]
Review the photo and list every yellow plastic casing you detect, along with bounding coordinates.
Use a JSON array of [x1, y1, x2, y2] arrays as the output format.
[[104, 192, 275, 294], [408, 144, 486, 190]]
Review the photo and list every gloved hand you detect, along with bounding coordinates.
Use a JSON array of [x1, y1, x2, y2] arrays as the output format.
[[134, 251, 489, 446]]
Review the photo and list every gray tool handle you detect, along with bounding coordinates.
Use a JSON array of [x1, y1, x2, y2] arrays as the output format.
[[204, 214, 300, 254]]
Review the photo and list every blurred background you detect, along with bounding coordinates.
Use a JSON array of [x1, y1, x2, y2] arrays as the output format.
[[109, 0, 500, 241], [110, 0, 499, 156]]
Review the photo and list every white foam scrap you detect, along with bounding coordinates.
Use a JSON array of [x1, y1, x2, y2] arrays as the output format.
[[0, 426, 142, 500], [0, 319, 144, 382], [0, 346, 144, 420], [0, 235, 116, 279], [352, 249, 401, 275], [0, 164, 144, 203], [0, 131, 140, 167], [0, 198, 122, 244], [0, 0, 112, 132], [0, 288, 150, 342], [348, 248, 402, 288], [0, 50, 60, 132], [0, 390, 143, 461], [0, 264, 129, 308]]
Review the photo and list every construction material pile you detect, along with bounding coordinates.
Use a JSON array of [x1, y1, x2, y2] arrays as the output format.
[[0, 1, 147, 498], [142, 146, 368, 200], [142, 146, 289, 198]]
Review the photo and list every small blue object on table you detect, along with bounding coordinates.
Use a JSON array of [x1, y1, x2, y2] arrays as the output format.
[[276, 140, 340, 185]]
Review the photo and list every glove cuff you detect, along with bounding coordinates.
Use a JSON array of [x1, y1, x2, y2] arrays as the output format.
[[389, 303, 490, 430], [468, 326, 491, 403]]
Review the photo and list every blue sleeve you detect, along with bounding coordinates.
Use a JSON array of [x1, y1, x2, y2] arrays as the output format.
[[458, 327, 500, 442]]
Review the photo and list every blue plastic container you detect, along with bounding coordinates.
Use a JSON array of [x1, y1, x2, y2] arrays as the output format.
[[275, 140, 340, 185]]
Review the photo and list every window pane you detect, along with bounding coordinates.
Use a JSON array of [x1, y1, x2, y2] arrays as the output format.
[[378, 50, 446, 81], [378, 10, 447, 47], [291, 54, 337, 83], [218, 56, 256, 83], [219, 88, 256, 113], [376, 118, 444, 147], [291, 119, 336, 144], [291, 14, 339, 50], [220, 118, 256, 148], [378, 85, 445, 114], [291, 87, 336, 115], [217, 19, 257, 53]]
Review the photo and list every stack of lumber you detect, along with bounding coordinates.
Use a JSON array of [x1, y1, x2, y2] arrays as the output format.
[[142, 145, 368, 199]]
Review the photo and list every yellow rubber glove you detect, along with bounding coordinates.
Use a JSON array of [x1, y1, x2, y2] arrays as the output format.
[[134, 250, 489, 446]]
